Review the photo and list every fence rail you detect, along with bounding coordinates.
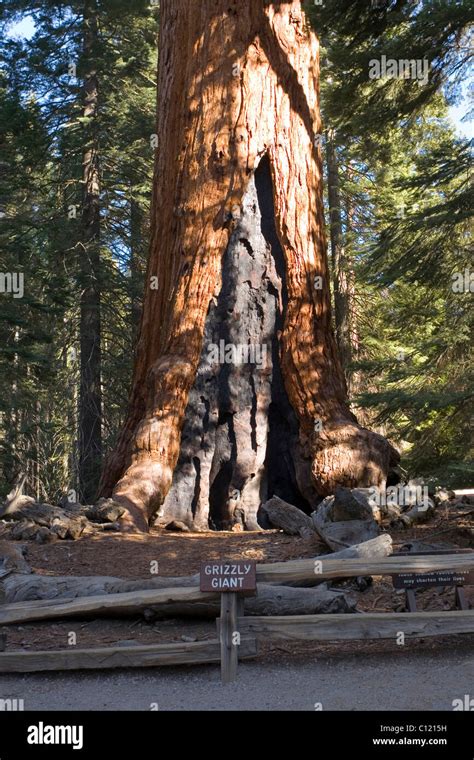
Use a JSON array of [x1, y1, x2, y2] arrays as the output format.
[[0, 551, 473, 680], [235, 610, 474, 641], [255, 553, 474, 584], [0, 638, 258, 674]]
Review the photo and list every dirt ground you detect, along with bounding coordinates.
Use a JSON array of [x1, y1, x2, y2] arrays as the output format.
[[1, 500, 472, 658]]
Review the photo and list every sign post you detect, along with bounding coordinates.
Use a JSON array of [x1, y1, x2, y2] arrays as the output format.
[[220, 593, 239, 684], [200, 561, 257, 683]]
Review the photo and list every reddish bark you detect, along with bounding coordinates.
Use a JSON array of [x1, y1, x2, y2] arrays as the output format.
[[99, 0, 398, 531]]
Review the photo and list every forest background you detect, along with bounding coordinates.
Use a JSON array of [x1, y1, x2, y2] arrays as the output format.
[[0, 0, 472, 504]]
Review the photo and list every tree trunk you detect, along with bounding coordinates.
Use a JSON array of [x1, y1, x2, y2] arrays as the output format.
[[344, 164, 363, 400], [99, 0, 398, 531], [130, 197, 144, 338], [326, 130, 352, 379], [78, 0, 102, 503], [262, 495, 318, 538]]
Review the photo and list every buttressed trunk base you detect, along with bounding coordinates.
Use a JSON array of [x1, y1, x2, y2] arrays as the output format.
[[99, 0, 398, 532]]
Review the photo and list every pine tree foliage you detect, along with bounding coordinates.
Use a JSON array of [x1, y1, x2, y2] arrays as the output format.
[[306, 0, 473, 486], [0, 0, 158, 499], [0, 1, 472, 498]]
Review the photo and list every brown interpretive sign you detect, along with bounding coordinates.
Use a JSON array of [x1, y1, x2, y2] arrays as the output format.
[[392, 550, 474, 591], [391, 548, 474, 611], [200, 561, 257, 592], [392, 570, 474, 590]]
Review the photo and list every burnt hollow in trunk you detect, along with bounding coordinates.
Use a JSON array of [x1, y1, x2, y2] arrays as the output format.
[[154, 157, 316, 531]]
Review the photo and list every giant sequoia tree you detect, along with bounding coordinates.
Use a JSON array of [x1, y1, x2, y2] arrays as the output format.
[[99, 0, 399, 532]]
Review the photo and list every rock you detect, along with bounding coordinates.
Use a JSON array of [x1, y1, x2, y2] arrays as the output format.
[[434, 488, 455, 506], [9, 521, 42, 541], [0, 633, 5, 652], [50, 522, 69, 540], [312, 516, 380, 550], [8, 522, 55, 543], [2, 497, 127, 542], [0, 541, 31, 576], [85, 499, 126, 523], [262, 496, 316, 538], [332, 487, 380, 522], [2, 503, 88, 541], [35, 527, 57, 544], [311, 491, 381, 550], [313, 495, 334, 522]]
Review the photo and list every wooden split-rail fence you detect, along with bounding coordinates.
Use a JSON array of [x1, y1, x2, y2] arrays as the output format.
[[0, 552, 473, 683]]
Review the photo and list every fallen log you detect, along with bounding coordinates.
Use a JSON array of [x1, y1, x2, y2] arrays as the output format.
[[0, 586, 216, 623], [0, 535, 393, 603], [393, 501, 435, 529], [0, 473, 31, 518], [262, 496, 316, 538], [328, 534, 393, 560], [0, 638, 258, 673], [0, 583, 356, 624], [2, 549, 471, 622], [0, 572, 199, 604], [246, 584, 355, 616]]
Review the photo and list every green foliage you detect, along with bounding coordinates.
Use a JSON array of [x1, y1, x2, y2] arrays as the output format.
[[307, 0, 473, 487], [0, 0, 158, 500]]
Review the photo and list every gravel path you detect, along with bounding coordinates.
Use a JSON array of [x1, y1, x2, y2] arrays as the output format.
[[1, 649, 473, 711]]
